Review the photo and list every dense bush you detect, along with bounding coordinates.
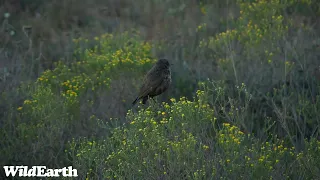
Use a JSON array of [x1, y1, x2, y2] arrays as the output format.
[[1, 31, 156, 167], [68, 89, 320, 179]]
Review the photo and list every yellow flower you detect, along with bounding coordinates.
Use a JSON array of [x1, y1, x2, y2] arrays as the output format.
[[223, 123, 230, 127], [202, 145, 209, 150], [200, 7, 206, 14], [170, 98, 176, 102], [258, 156, 265, 163], [24, 100, 32, 104]]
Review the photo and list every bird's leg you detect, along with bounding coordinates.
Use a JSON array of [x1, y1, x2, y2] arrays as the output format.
[[142, 96, 148, 104]]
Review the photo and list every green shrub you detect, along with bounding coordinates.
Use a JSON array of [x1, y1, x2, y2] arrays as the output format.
[[0, 31, 156, 167], [194, 0, 320, 142], [68, 87, 320, 179]]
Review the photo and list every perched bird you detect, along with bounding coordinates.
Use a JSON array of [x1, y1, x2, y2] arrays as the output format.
[[132, 58, 172, 106]]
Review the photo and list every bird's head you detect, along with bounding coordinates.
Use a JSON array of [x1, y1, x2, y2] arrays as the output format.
[[157, 59, 173, 68]]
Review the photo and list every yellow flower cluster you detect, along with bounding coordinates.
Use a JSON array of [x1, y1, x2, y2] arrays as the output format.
[[215, 29, 238, 42], [196, 23, 207, 32], [34, 32, 155, 105], [201, 0, 290, 54], [17, 99, 39, 111], [218, 123, 244, 146], [37, 70, 52, 83]]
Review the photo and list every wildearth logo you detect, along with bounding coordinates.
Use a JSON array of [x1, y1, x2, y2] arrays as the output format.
[[3, 166, 78, 177]]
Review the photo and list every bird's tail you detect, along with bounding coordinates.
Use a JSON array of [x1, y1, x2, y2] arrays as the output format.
[[132, 97, 139, 106]]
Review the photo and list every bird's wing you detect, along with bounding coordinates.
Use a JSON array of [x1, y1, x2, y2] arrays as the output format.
[[138, 71, 164, 98]]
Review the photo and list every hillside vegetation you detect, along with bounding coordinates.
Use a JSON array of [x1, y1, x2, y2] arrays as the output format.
[[1, 0, 320, 179]]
